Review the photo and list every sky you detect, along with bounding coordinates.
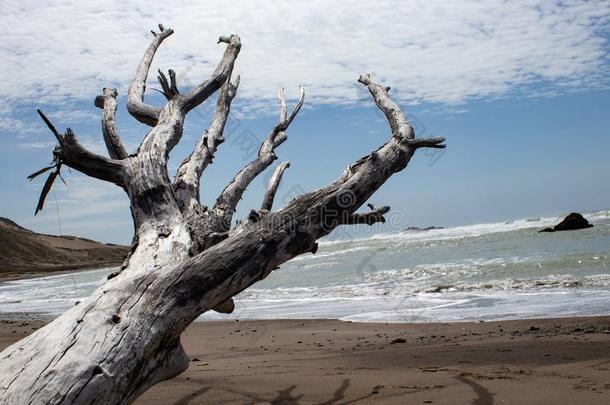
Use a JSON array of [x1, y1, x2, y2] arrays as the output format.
[[0, 0, 609, 245]]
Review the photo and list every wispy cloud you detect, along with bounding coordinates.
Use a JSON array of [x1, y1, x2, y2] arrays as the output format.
[[0, 100, 44, 135], [47, 109, 98, 123], [0, 0, 607, 119]]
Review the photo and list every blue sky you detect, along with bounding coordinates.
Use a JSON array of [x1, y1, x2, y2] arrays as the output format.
[[1, 1, 609, 244]]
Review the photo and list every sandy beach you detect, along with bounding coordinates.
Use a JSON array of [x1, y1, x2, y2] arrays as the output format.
[[2, 315, 609, 404]]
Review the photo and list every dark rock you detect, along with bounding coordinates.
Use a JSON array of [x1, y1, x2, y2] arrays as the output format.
[[426, 285, 453, 293], [539, 213, 593, 233], [554, 213, 593, 231], [404, 226, 444, 232], [391, 338, 406, 344]]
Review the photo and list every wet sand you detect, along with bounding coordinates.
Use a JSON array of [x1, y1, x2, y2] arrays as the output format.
[[1, 316, 609, 404]]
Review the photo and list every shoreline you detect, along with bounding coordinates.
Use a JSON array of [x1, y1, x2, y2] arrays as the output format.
[[3, 307, 610, 326], [1, 315, 609, 403]]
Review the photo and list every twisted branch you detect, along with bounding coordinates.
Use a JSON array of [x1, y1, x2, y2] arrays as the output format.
[[174, 72, 240, 212], [94, 88, 128, 159], [37, 110, 126, 185], [127, 24, 174, 126], [180, 35, 242, 113], [214, 86, 305, 216]]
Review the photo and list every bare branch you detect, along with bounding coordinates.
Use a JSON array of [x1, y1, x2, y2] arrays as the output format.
[[344, 205, 390, 225], [180, 35, 241, 113], [214, 86, 305, 216], [56, 131, 126, 185], [37, 109, 63, 145], [94, 88, 128, 159], [278, 88, 287, 124], [37, 110, 126, 185], [282, 85, 305, 130], [169, 69, 179, 95], [173, 73, 240, 212], [358, 73, 414, 140], [34, 170, 58, 215], [27, 164, 56, 180], [263, 74, 445, 236], [156, 69, 180, 100], [127, 24, 174, 126], [261, 161, 290, 211], [406, 137, 446, 149], [156, 69, 171, 99], [135, 37, 240, 170]]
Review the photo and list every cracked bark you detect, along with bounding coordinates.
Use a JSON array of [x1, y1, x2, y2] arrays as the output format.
[[0, 27, 445, 404]]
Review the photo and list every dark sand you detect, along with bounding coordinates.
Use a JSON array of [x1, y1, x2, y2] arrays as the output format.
[[1, 316, 609, 404]]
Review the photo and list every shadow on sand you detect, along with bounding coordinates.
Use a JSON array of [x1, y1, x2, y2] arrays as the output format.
[[172, 378, 379, 405]]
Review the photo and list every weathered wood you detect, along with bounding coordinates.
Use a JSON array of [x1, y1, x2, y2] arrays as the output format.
[[0, 25, 445, 404], [27, 164, 56, 181], [127, 24, 173, 126], [214, 86, 305, 220], [261, 161, 290, 211], [34, 170, 58, 215], [95, 88, 128, 159], [174, 71, 239, 213], [180, 85, 304, 254], [346, 205, 391, 225], [37, 110, 126, 186], [180, 35, 241, 113]]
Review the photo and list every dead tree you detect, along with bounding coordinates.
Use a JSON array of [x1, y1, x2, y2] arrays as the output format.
[[0, 25, 445, 404]]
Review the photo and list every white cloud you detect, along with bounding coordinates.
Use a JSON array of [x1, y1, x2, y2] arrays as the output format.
[[0, 100, 44, 135], [0, 0, 607, 118], [47, 109, 98, 123]]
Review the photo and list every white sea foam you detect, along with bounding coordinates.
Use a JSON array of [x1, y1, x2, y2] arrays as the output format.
[[1, 210, 609, 322], [288, 245, 370, 262], [425, 273, 610, 293], [363, 257, 535, 284], [320, 209, 608, 247]]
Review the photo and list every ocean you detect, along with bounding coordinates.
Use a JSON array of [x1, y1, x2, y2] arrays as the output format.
[[1, 210, 609, 323]]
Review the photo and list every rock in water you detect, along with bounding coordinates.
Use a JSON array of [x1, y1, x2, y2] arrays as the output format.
[[554, 212, 594, 231], [539, 212, 593, 233]]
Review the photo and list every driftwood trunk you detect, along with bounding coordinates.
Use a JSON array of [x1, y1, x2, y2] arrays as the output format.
[[0, 25, 445, 404]]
